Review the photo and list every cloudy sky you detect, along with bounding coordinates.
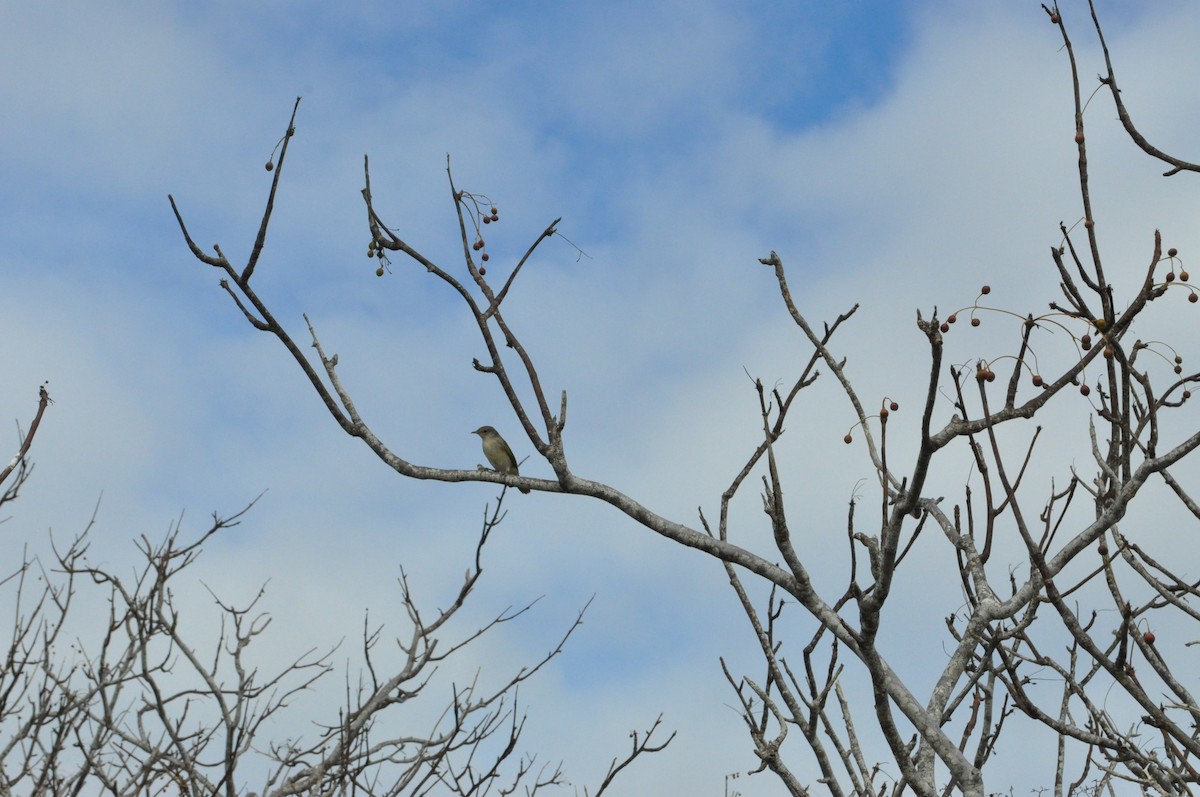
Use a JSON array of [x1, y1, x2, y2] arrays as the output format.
[[3, 1, 1200, 794]]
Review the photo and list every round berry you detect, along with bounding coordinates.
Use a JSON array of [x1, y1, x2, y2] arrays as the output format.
[[947, 314, 957, 324], [1190, 292, 1199, 304], [1167, 272, 1176, 282], [1168, 248, 1179, 258], [843, 434, 853, 444], [375, 267, 384, 277], [265, 161, 274, 172], [1181, 271, 1191, 281], [1032, 375, 1043, 387], [971, 318, 981, 327], [479, 266, 487, 276], [981, 285, 991, 295], [940, 322, 950, 333], [1074, 131, 1085, 144], [481, 253, 490, 261], [1098, 543, 1108, 556], [1081, 334, 1092, 350], [482, 216, 491, 224], [890, 401, 899, 411], [1144, 631, 1156, 645], [1080, 384, 1091, 396]]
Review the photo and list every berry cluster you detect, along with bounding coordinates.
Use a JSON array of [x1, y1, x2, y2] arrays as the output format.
[[366, 238, 394, 277], [932, 247, 1193, 402], [1162, 248, 1197, 302], [841, 256, 1197, 450], [938, 285, 991, 334], [361, 189, 502, 279], [843, 399, 900, 445], [460, 192, 501, 277]]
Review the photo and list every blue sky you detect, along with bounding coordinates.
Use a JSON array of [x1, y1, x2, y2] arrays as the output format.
[[3, 2, 1200, 794]]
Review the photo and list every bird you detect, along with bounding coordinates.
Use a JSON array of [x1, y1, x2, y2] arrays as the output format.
[[472, 426, 530, 493]]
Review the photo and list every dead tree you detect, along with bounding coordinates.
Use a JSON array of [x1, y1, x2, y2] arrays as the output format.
[[169, 2, 1200, 794], [0, 486, 659, 795]]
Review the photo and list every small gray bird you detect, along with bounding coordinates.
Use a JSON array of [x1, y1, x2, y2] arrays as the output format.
[[472, 426, 530, 493]]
